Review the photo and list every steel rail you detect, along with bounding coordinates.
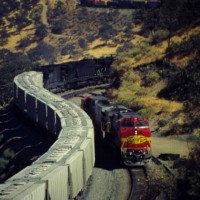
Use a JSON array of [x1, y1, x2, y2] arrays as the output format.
[[152, 156, 175, 177], [127, 166, 148, 200]]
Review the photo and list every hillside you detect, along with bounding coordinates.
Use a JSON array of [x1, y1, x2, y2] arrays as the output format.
[[0, 0, 200, 198], [1, 0, 199, 135]]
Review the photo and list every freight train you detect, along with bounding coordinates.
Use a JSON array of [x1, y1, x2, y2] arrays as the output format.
[[81, 95, 152, 165], [79, 0, 161, 8], [36, 57, 114, 93]]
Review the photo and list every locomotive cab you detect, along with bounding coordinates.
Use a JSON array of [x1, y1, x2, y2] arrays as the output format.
[[118, 116, 152, 165]]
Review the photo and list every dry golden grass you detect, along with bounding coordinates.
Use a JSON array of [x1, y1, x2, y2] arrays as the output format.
[[131, 40, 168, 67], [171, 51, 197, 68], [115, 78, 183, 114], [86, 43, 120, 57], [0, 24, 35, 52], [130, 35, 145, 45], [130, 23, 200, 69], [172, 25, 200, 43], [40, 1, 48, 25], [88, 39, 106, 49], [132, 24, 143, 33], [140, 96, 183, 113], [55, 55, 78, 64]]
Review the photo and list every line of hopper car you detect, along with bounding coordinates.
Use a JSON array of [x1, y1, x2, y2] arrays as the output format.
[[79, 0, 161, 8], [81, 95, 152, 165]]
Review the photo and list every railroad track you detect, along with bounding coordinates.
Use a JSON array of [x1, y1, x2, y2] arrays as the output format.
[[127, 166, 148, 200], [62, 85, 151, 200], [127, 158, 174, 200], [152, 156, 175, 177], [61, 84, 175, 200], [60, 83, 111, 99]]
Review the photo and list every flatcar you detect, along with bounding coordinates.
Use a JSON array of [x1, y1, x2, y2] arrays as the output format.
[[79, 0, 161, 8], [36, 57, 114, 93], [81, 95, 152, 165]]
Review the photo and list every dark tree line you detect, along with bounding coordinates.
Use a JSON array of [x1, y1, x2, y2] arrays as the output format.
[[133, 0, 200, 46], [0, 50, 36, 105]]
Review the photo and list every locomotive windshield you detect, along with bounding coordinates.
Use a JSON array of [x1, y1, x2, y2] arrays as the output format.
[[135, 121, 149, 127], [121, 121, 134, 127], [120, 120, 149, 128]]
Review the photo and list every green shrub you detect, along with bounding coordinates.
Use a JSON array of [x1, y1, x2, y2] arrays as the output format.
[[78, 38, 87, 49], [61, 44, 76, 55], [51, 19, 67, 34], [149, 29, 169, 45], [139, 107, 155, 118], [28, 41, 55, 62], [0, 158, 9, 172], [130, 47, 143, 56], [3, 149, 14, 159], [15, 14, 31, 30], [30, 4, 43, 21], [0, 28, 8, 45], [167, 34, 200, 56], [158, 119, 168, 127], [143, 71, 160, 87], [35, 23, 48, 40], [18, 38, 31, 49], [177, 142, 200, 200]]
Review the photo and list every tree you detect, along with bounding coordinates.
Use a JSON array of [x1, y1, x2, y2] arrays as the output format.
[[28, 41, 55, 63], [35, 23, 48, 40], [51, 19, 67, 34], [0, 28, 8, 46]]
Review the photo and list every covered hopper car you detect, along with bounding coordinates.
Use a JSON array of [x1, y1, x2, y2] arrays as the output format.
[[81, 95, 152, 165]]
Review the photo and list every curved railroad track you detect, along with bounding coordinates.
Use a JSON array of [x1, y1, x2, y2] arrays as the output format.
[[0, 80, 175, 199], [61, 84, 148, 200], [128, 167, 148, 200]]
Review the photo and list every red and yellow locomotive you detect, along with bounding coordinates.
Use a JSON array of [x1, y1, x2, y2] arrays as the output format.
[[81, 95, 151, 165]]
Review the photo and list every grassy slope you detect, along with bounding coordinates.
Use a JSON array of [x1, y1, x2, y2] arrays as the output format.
[[0, 0, 199, 137]]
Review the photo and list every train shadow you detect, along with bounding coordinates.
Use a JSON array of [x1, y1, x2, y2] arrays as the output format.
[[94, 129, 125, 170]]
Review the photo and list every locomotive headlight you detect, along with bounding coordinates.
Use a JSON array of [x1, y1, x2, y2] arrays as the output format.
[[147, 147, 151, 152], [134, 130, 138, 135], [128, 151, 133, 155]]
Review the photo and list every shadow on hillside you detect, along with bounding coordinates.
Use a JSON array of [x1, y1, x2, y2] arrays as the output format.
[[0, 103, 54, 182]]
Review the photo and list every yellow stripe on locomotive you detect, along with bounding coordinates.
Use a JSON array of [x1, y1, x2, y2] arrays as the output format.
[[121, 135, 151, 145]]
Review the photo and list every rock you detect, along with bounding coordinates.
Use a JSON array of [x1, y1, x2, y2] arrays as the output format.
[[155, 192, 168, 200], [158, 153, 180, 161], [173, 158, 187, 169]]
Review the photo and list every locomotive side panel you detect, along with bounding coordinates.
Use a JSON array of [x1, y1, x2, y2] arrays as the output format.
[[38, 57, 114, 92]]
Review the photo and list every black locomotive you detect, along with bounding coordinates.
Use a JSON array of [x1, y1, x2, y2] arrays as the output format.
[[36, 57, 114, 93]]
